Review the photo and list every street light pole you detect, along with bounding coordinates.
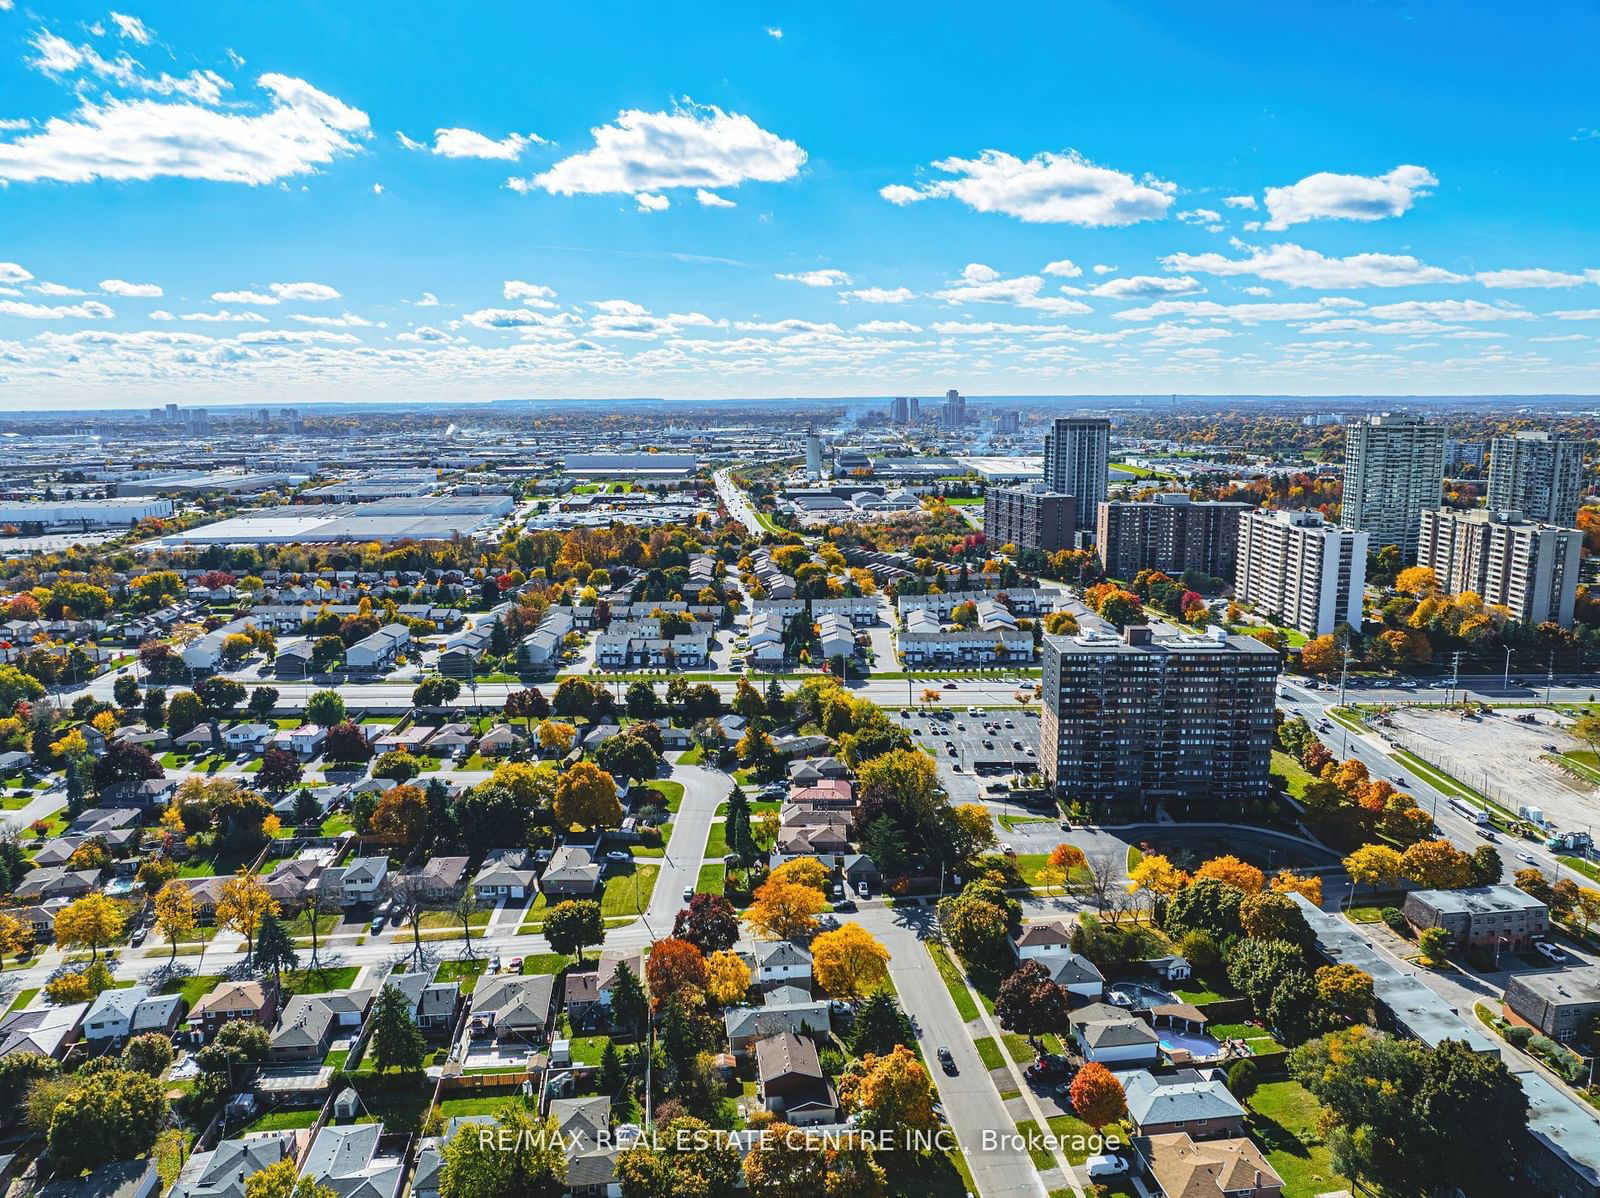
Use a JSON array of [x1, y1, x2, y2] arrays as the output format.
[[1503, 646, 1512, 693]]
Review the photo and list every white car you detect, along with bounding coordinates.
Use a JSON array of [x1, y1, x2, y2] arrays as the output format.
[[604, 850, 630, 863], [1518, 852, 1537, 864], [1535, 940, 1568, 963]]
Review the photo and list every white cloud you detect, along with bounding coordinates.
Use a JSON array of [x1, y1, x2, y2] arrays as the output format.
[[1177, 208, 1223, 231], [1263, 164, 1436, 230], [776, 269, 852, 287], [1111, 298, 1360, 323], [33, 282, 89, 296], [856, 320, 921, 333], [1164, 243, 1464, 288], [0, 298, 113, 319], [840, 287, 914, 303], [109, 12, 153, 43], [0, 263, 34, 284], [1223, 195, 1257, 209], [99, 278, 162, 297], [1552, 309, 1600, 320], [1090, 274, 1204, 299], [1092, 264, 1117, 275], [635, 192, 669, 212], [524, 101, 804, 204], [413, 292, 439, 307], [0, 120, 29, 132], [934, 263, 1091, 314], [1043, 259, 1081, 277], [0, 73, 369, 185], [371, 182, 382, 194], [1143, 323, 1234, 345], [732, 318, 842, 334], [696, 188, 735, 207], [1363, 299, 1533, 322], [396, 326, 453, 343], [1242, 285, 1272, 297], [1475, 268, 1600, 289], [27, 30, 227, 103], [401, 127, 540, 160], [269, 281, 340, 302], [211, 289, 277, 304], [766, 26, 783, 38], [460, 306, 580, 330], [150, 308, 268, 323], [882, 148, 1175, 225], [502, 280, 557, 305], [289, 312, 378, 327]]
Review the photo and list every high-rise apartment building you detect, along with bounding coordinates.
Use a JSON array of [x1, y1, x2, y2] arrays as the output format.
[[1235, 509, 1367, 638], [1096, 494, 1251, 581], [889, 396, 911, 424], [1417, 508, 1583, 627], [983, 482, 1076, 553], [941, 389, 967, 428], [1044, 416, 1110, 534], [997, 410, 1021, 434], [1039, 625, 1279, 816], [1340, 413, 1445, 561], [1487, 431, 1587, 526]]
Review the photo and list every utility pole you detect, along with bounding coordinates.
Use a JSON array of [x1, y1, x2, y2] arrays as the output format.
[[1547, 650, 1557, 704], [1503, 645, 1512, 692], [1338, 642, 1349, 707], [1448, 650, 1462, 707]]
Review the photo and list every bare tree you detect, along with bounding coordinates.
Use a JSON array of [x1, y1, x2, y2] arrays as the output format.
[[303, 877, 335, 974], [452, 889, 480, 960], [1081, 853, 1121, 913], [385, 872, 433, 970]]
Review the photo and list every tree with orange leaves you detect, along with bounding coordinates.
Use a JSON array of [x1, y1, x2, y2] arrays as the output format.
[[1047, 843, 1086, 871], [643, 937, 706, 1008], [1268, 868, 1323, 906], [1069, 1061, 1127, 1130], [744, 877, 825, 940], [1193, 855, 1265, 895]]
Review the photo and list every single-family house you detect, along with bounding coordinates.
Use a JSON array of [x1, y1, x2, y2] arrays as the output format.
[[270, 990, 372, 1062], [286, 724, 328, 757], [97, 778, 176, 808], [224, 723, 275, 751], [275, 642, 314, 679], [345, 624, 410, 672], [468, 973, 557, 1043], [301, 1122, 406, 1198], [1124, 1070, 1247, 1139], [338, 857, 389, 907], [1134, 1133, 1284, 1198], [1015, 921, 1075, 961], [550, 1096, 619, 1198], [1070, 1002, 1161, 1065], [0, 1002, 87, 1060], [412, 856, 470, 902], [473, 849, 538, 901], [82, 986, 183, 1046], [170, 1132, 297, 1198], [14, 867, 101, 902], [540, 846, 600, 896], [754, 940, 812, 987], [724, 1001, 831, 1056], [477, 725, 526, 756], [188, 980, 279, 1041], [382, 972, 460, 1034], [38, 1161, 159, 1198], [754, 1032, 838, 1126], [1031, 950, 1106, 1000], [424, 724, 473, 754]]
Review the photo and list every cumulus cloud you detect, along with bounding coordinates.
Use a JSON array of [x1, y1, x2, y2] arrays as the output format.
[[288, 312, 378, 327], [696, 188, 735, 207], [766, 26, 783, 38], [413, 292, 439, 307], [33, 282, 89, 296], [100, 278, 162, 297], [1177, 208, 1223, 231], [933, 262, 1091, 314], [1111, 298, 1361, 323], [1043, 259, 1082, 277], [881, 148, 1175, 225], [150, 308, 268, 323], [0, 298, 113, 319], [521, 101, 804, 204], [269, 281, 340, 302], [0, 263, 33, 284], [1223, 195, 1257, 209], [502, 280, 557, 305], [1363, 299, 1533, 322], [211, 289, 277, 304], [840, 286, 914, 303], [635, 192, 669, 212], [0, 72, 369, 185], [399, 127, 542, 160], [776, 269, 852, 287], [460, 306, 581, 330], [1092, 264, 1117, 275], [856, 320, 921, 333], [1163, 243, 1464, 288], [1475, 268, 1600, 289], [1262, 164, 1436, 230], [1090, 274, 1204, 299]]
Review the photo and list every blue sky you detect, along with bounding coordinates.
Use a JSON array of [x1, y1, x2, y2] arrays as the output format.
[[4, 1, 1600, 408]]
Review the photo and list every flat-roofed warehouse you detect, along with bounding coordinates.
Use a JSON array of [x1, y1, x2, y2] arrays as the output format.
[[147, 494, 513, 547], [562, 453, 697, 479], [0, 497, 174, 529]]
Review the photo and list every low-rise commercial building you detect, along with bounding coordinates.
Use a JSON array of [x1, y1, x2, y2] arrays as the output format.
[[1403, 884, 1549, 951]]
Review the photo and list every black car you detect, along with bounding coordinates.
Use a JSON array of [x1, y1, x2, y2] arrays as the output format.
[[833, 898, 857, 913], [937, 1046, 956, 1074]]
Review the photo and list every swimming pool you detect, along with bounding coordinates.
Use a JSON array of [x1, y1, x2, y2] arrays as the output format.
[[1157, 1029, 1221, 1058], [1107, 981, 1177, 1009]]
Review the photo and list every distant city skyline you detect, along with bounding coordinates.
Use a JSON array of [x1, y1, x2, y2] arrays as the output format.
[[6, 3, 1600, 407]]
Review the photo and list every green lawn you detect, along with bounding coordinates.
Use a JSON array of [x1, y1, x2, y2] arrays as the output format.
[[1247, 1080, 1344, 1198], [439, 1095, 524, 1118], [1210, 1021, 1284, 1054], [419, 909, 490, 930], [521, 953, 572, 975], [705, 822, 729, 860], [677, 744, 705, 765], [320, 813, 354, 836], [636, 780, 685, 813], [925, 943, 980, 1022], [159, 973, 224, 1007], [972, 1036, 1004, 1070], [281, 966, 359, 996], [1272, 750, 1317, 800], [6, 988, 37, 1013], [237, 1108, 320, 1133], [436, 957, 489, 993], [696, 863, 726, 894]]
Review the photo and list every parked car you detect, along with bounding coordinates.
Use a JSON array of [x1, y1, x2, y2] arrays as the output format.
[[683, 886, 695, 902], [1535, 940, 1568, 963], [833, 898, 856, 913], [369, 917, 385, 935], [605, 850, 630, 863], [507, 956, 523, 972]]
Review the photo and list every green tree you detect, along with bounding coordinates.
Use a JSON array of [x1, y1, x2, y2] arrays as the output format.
[[252, 909, 299, 988], [439, 1105, 566, 1198], [722, 786, 759, 868], [624, 681, 658, 718], [304, 689, 346, 727], [938, 894, 1011, 976], [543, 900, 604, 965], [849, 990, 917, 1057], [414, 676, 462, 708], [121, 1032, 175, 1076], [46, 1067, 168, 1175], [609, 962, 647, 1041], [369, 983, 426, 1073], [617, 1114, 740, 1198]]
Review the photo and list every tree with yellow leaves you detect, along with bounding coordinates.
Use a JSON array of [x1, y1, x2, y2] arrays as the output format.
[[0, 911, 32, 960], [838, 1045, 938, 1135], [704, 949, 751, 1006], [1394, 566, 1439, 598], [553, 761, 622, 830], [216, 870, 277, 961], [811, 922, 891, 1001], [536, 720, 575, 754], [152, 879, 197, 964], [1343, 843, 1404, 894], [1126, 853, 1188, 906], [745, 878, 825, 941], [1193, 855, 1265, 895], [54, 893, 125, 963], [1034, 864, 1067, 895], [1300, 634, 1340, 676], [768, 856, 828, 893]]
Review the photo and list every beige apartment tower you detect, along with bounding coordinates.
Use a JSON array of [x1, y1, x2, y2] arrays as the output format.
[[1341, 413, 1445, 561], [1416, 507, 1583, 627], [1235, 509, 1367, 638]]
